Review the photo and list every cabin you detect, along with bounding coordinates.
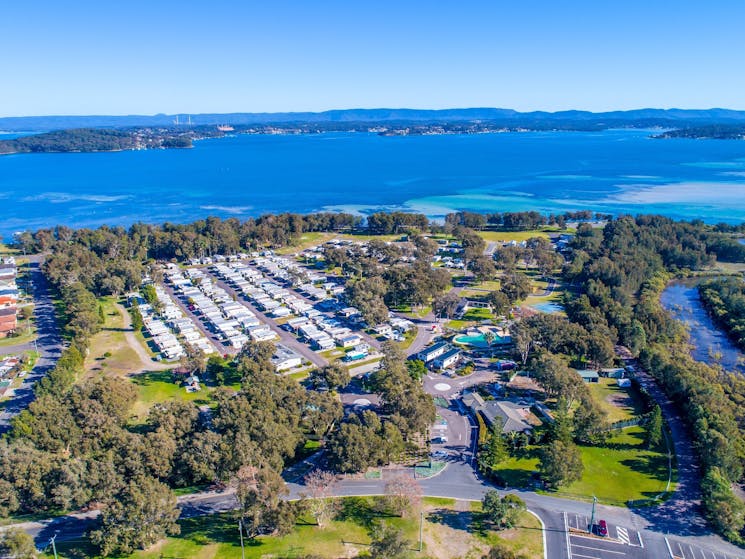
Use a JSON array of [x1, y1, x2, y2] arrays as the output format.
[[416, 341, 449, 363], [271, 344, 303, 372], [433, 348, 462, 370], [575, 369, 600, 383]]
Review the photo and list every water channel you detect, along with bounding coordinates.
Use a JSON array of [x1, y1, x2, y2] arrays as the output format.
[[660, 281, 745, 373]]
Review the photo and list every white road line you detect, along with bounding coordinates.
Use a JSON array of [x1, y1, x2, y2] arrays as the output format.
[[616, 527, 630, 545], [664, 537, 675, 559], [526, 509, 547, 559], [637, 531, 643, 548], [572, 553, 602, 559], [564, 512, 573, 559], [571, 543, 627, 555]]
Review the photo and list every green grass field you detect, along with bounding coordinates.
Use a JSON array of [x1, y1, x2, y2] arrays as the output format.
[[129, 371, 213, 420], [492, 427, 673, 506], [84, 297, 142, 377], [478, 230, 552, 242], [43, 496, 543, 559], [587, 378, 644, 424], [563, 427, 673, 505], [275, 231, 334, 255], [470, 506, 544, 559], [337, 233, 402, 242], [447, 308, 494, 330], [493, 449, 541, 488]]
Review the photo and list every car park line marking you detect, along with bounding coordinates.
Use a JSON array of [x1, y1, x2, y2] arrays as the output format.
[[636, 531, 643, 548], [572, 553, 603, 559], [616, 527, 630, 545], [571, 543, 627, 555], [665, 537, 675, 559]]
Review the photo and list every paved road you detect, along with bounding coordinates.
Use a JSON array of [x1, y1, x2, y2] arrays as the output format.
[[0, 261, 62, 433], [208, 273, 328, 368], [7, 290, 745, 558], [160, 280, 232, 356], [618, 350, 707, 538]]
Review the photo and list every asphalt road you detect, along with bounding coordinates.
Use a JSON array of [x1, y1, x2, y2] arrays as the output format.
[[0, 261, 62, 433], [4, 267, 744, 558], [208, 273, 329, 368]]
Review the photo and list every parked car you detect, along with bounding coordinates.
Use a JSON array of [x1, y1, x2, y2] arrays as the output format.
[[597, 520, 608, 537]]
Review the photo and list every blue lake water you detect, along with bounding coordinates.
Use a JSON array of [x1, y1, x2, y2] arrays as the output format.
[[2, 129, 745, 239], [660, 281, 745, 374]]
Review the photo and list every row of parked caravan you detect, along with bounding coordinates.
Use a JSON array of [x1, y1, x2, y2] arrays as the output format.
[[132, 284, 214, 360], [164, 265, 279, 351], [209, 261, 369, 357]]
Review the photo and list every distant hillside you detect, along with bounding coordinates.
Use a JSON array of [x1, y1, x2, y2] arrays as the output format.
[[654, 124, 745, 140], [0, 127, 196, 154], [3, 107, 745, 132]]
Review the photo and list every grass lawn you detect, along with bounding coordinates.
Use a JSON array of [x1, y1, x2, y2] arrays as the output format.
[[478, 230, 552, 242], [397, 328, 418, 350], [337, 233, 401, 243], [45, 497, 543, 559], [275, 232, 334, 255], [563, 427, 674, 505], [84, 297, 141, 377], [469, 506, 544, 559], [129, 371, 213, 420], [288, 370, 310, 382], [44, 497, 543, 559], [0, 242, 19, 255], [447, 319, 475, 330], [460, 308, 494, 322], [587, 378, 644, 424], [0, 324, 36, 348], [493, 427, 674, 506], [492, 448, 541, 488]]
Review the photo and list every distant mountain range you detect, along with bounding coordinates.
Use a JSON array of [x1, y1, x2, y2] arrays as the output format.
[[3, 107, 745, 132]]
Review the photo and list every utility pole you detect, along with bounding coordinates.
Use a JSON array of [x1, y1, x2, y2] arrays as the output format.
[[588, 495, 597, 533], [419, 508, 424, 552], [50, 533, 58, 559], [238, 519, 245, 559]]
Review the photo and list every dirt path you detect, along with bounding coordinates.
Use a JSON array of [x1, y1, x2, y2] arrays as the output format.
[[115, 303, 172, 372]]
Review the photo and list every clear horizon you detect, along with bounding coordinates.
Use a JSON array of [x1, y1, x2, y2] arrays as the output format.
[[2, 1, 745, 117]]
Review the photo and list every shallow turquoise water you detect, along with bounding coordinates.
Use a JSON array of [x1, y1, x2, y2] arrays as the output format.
[[2, 129, 745, 238]]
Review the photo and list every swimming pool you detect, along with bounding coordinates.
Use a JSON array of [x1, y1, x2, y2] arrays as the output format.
[[453, 332, 510, 348], [529, 301, 564, 314]]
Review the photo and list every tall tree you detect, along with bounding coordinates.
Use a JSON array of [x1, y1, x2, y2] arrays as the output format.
[[538, 440, 583, 489], [383, 474, 422, 518], [90, 476, 180, 556], [302, 470, 338, 527]]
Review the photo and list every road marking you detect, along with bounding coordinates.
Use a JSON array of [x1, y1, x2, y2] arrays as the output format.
[[525, 509, 547, 559], [616, 526, 630, 545], [571, 543, 627, 555], [564, 512, 573, 559], [637, 531, 643, 548]]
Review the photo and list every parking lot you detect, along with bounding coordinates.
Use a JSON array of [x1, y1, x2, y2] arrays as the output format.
[[565, 512, 645, 559], [666, 538, 743, 559]]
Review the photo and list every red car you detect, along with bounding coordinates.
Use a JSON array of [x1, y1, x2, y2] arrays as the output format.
[[597, 520, 608, 537]]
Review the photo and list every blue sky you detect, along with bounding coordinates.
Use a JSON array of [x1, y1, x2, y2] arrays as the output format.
[[2, 1, 744, 116]]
